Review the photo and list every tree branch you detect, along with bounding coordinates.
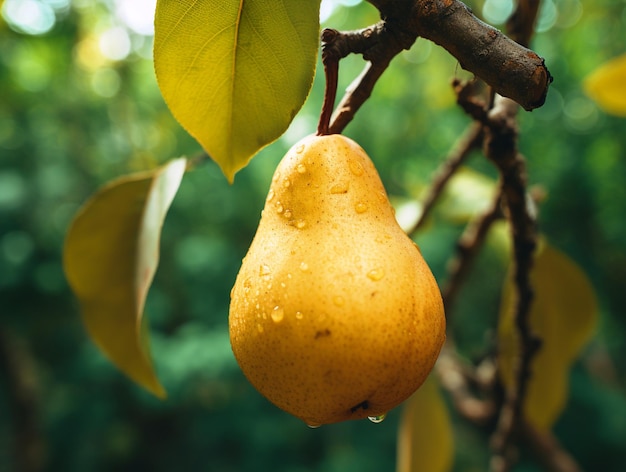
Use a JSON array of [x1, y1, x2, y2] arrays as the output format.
[[521, 422, 583, 472], [367, 0, 552, 111], [484, 95, 541, 472], [324, 0, 551, 134], [408, 122, 483, 234], [441, 189, 504, 315]]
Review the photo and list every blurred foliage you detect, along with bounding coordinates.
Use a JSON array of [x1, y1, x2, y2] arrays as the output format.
[[1, 0, 625, 471]]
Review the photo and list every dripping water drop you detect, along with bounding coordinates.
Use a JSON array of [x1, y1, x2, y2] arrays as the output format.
[[368, 414, 387, 424]]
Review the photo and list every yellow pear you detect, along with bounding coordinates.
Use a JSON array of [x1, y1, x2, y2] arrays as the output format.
[[229, 134, 445, 426]]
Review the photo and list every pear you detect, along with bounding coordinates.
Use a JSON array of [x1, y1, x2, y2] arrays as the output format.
[[229, 134, 445, 426]]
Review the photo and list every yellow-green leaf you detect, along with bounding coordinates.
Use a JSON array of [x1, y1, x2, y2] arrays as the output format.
[[63, 158, 187, 398], [497, 240, 598, 431], [397, 375, 454, 472], [153, 0, 321, 182], [584, 53, 626, 117]]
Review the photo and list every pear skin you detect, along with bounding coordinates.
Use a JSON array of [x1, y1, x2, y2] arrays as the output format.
[[229, 134, 445, 426]]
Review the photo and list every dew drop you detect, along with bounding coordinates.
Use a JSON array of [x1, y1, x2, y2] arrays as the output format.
[[367, 268, 385, 281], [349, 160, 364, 176], [355, 202, 368, 214], [273, 171, 281, 183], [368, 414, 387, 424], [266, 189, 275, 202], [283, 178, 291, 188], [257, 324, 264, 333], [284, 209, 293, 219], [229, 286, 234, 299], [297, 163, 307, 174], [330, 182, 349, 194], [295, 311, 304, 320], [296, 219, 306, 229], [260, 264, 271, 277], [275, 201, 284, 214], [307, 423, 321, 429], [299, 261, 309, 271], [333, 295, 345, 307], [296, 144, 305, 154], [271, 306, 284, 323]]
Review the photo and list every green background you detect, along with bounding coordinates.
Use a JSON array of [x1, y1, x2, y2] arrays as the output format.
[[1, 0, 625, 470]]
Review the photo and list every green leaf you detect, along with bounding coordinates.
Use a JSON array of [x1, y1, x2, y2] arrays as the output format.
[[63, 158, 187, 398], [153, 0, 321, 182], [497, 240, 598, 430], [584, 53, 626, 117], [397, 375, 454, 472]]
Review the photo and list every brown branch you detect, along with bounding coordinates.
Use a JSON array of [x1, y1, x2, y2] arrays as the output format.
[[436, 348, 497, 425], [325, 23, 410, 134], [364, 0, 552, 111], [521, 422, 583, 472], [436, 352, 584, 472], [442, 190, 504, 315], [324, 0, 551, 134], [506, 0, 541, 47], [408, 121, 483, 234], [317, 29, 341, 136], [484, 94, 541, 472]]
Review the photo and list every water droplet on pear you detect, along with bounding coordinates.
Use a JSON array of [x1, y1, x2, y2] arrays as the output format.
[[368, 414, 387, 424]]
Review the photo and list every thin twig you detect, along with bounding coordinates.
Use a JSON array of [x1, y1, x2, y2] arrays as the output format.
[[325, 24, 409, 134], [521, 422, 583, 472], [329, 60, 395, 134], [408, 122, 483, 234], [317, 29, 341, 136], [436, 347, 497, 425], [442, 189, 504, 314]]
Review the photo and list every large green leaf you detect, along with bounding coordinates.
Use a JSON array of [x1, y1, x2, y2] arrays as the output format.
[[153, 0, 321, 182], [497, 240, 598, 430], [397, 375, 454, 472], [63, 158, 187, 398]]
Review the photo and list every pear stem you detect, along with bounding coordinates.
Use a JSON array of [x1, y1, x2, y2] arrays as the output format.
[[317, 29, 340, 136]]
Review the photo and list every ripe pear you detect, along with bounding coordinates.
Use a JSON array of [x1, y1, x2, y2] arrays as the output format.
[[229, 134, 445, 426]]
